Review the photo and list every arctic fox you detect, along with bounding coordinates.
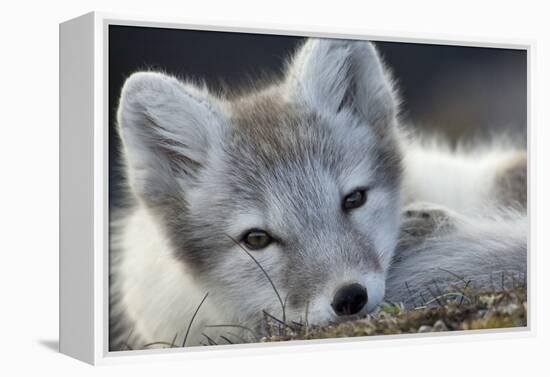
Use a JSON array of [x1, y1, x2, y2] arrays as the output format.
[[110, 38, 527, 350]]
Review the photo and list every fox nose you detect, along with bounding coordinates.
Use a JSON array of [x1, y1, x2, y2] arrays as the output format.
[[331, 283, 368, 316]]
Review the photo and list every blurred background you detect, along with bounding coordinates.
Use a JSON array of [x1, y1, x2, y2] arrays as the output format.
[[109, 25, 527, 205]]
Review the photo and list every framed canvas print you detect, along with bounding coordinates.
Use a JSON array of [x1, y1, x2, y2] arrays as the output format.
[[59, 12, 531, 365]]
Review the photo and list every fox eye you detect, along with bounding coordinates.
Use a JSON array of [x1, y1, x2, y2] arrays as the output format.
[[242, 229, 273, 250], [342, 188, 368, 211]]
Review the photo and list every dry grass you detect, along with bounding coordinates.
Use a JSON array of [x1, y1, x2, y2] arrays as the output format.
[[261, 286, 527, 342]]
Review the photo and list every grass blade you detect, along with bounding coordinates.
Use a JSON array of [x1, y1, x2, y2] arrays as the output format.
[[182, 292, 209, 347]]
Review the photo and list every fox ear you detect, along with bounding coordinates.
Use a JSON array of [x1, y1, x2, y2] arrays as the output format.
[[117, 72, 225, 203], [285, 38, 397, 129]]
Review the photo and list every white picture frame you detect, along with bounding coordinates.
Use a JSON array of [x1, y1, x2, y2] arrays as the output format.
[[59, 11, 533, 365]]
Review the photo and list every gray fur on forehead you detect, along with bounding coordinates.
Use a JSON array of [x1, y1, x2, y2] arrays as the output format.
[[229, 95, 341, 177], [220, 91, 403, 201]]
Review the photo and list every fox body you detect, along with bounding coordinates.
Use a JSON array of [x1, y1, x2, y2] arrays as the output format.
[[110, 38, 527, 350]]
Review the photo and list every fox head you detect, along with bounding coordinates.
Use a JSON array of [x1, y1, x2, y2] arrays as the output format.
[[117, 38, 403, 330]]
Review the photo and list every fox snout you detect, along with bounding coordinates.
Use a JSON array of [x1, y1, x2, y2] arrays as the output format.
[[331, 283, 368, 316]]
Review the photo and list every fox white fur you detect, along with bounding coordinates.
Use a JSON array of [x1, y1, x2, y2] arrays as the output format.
[[110, 38, 527, 350]]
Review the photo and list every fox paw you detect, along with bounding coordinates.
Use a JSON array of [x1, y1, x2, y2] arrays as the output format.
[[401, 203, 453, 238], [396, 203, 457, 253], [394, 203, 459, 261]]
